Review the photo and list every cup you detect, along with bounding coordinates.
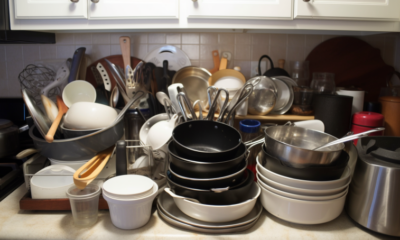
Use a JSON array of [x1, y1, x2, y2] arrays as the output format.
[[290, 60, 309, 86], [336, 89, 365, 115], [62, 80, 97, 108], [66, 184, 101, 227], [310, 72, 336, 94]]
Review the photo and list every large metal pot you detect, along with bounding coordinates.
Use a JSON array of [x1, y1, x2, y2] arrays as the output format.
[[264, 126, 344, 165], [29, 115, 124, 160]]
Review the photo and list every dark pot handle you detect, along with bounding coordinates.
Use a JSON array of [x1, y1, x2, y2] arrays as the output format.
[[258, 55, 274, 76]]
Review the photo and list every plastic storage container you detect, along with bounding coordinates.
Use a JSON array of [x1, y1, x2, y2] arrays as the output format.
[[66, 184, 101, 227], [351, 111, 384, 145], [379, 96, 400, 136]]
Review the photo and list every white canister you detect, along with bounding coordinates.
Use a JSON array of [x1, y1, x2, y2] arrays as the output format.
[[336, 90, 365, 115]]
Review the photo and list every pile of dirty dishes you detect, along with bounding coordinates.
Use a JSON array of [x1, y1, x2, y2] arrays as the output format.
[[256, 125, 353, 224], [102, 175, 158, 230], [160, 120, 261, 231]]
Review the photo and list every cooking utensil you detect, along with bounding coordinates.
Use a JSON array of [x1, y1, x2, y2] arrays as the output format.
[[177, 92, 196, 121], [41, 95, 58, 122], [145, 45, 191, 71], [247, 76, 277, 116], [104, 59, 130, 103], [110, 86, 119, 108], [169, 159, 247, 189], [208, 50, 220, 74], [347, 137, 400, 237], [167, 169, 254, 205], [270, 77, 294, 115], [158, 189, 262, 229], [116, 140, 127, 176], [258, 54, 290, 78], [264, 126, 344, 165], [164, 182, 260, 223], [22, 89, 52, 138], [260, 144, 349, 181], [172, 120, 242, 156], [119, 36, 131, 70], [156, 91, 175, 113], [224, 85, 253, 124], [41, 61, 70, 98], [96, 62, 111, 92], [67, 47, 86, 83], [313, 127, 385, 150], [206, 88, 223, 121], [168, 83, 184, 114], [73, 147, 114, 189], [146, 114, 178, 150], [192, 100, 203, 120], [168, 141, 245, 178], [172, 67, 210, 110], [44, 96, 68, 143]]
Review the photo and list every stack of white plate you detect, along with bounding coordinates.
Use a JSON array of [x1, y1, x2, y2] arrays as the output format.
[[256, 156, 351, 224]]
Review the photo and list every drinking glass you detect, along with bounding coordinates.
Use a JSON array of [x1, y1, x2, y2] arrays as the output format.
[[290, 60, 309, 87], [310, 72, 336, 94]]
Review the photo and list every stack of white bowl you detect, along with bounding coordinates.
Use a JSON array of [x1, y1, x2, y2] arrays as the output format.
[[256, 157, 351, 224], [102, 175, 158, 230]]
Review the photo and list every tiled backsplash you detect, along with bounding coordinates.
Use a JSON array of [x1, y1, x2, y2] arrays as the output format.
[[0, 32, 399, 98]]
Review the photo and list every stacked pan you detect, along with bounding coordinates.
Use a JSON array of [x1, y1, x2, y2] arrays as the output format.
[[163, 119, 261, 226]]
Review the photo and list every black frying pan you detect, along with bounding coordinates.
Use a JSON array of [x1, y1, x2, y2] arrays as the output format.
[[172, 120, 242, 160]]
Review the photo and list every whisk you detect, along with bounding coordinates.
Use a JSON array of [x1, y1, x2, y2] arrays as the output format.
[[18, 64, 56, 105]]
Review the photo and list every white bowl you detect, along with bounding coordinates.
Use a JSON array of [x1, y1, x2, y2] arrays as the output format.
[[63, 102, 117, 130], [62, 80, 96, 108], [102, 175, 155, 200], [102, 181, 158, 230], [257, 170, 350, 196], [258, 182, 347, 224], [31, 165, 75, 199], [164, 182, 260, 223], [257, 176, 348, 201], [256, 157, 351, 190]]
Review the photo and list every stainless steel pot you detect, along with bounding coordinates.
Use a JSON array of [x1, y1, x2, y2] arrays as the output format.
[[264, 126, 344, 165]]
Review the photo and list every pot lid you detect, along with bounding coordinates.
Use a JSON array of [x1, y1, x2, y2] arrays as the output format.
[[352, 112, 384, 127], [379, 96, 400, 103], [0, 119, 13, 130], [102, 175, 154, 198], [357, 137, 400, 167]]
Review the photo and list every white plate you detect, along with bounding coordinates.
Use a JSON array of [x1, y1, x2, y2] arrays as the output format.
[[270, 77, 294, 114], [144, 45, 191, 71]]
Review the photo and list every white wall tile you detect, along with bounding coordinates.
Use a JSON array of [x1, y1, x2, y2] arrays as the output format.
[[235, 34, 252, 45], [182, 33, 199, 44], [288, 34, 305, 48], [252, 34, 269, 45], [235, 45, 251, 61], [251, 45, 268, 61], [110, 44, 121, 55], [7, 61, 24, 88], [74, 33, 92, 44], [182, 45, 199, 60], [132, 44, 148, 60], [110, 33, 125, 44], [219, 34, 235, 45], [233, 60, 251, 79], [0, 62, 7, 80], [75, 45, 93, 58], [200, 33, 218, 45], [131, 33, 148, 44], [166, 33, 181, 44], [5, 45, 23, 62], [148, 44, 165, 53], [0, 46, 6, 62], [92, 33, 111, 45], [148, 33, 166, 44], [200, 45, 219, 60], [91, 45, 111, 61], [40, 45, 57, 59], [22, 46, 40, 65], [56, 45, 75, 60], [56, 33, 74, 45]]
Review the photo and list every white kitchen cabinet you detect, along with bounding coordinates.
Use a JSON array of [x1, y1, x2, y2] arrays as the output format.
[[187, 0, 293, 20], [14, 0, 88, 19], [294, 0, 400, 21], [88, 0, 179, 20]]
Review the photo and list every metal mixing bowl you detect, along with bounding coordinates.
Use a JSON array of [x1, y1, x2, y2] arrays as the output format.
[[247, 76, 277, 115], [264, 126, 344, 165]]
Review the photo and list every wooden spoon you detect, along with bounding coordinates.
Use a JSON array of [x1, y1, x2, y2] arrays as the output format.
[[44, 96, 69, 143]]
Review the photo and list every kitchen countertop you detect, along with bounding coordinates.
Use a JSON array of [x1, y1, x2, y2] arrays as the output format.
[[0, 185, 394, 240]]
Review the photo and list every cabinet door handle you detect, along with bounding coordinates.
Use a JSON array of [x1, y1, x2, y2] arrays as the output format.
[[303, 0, 310, 2], [70, 0, 79, 2], [192, 0, 198, 2], [91, 0, 100, 2]]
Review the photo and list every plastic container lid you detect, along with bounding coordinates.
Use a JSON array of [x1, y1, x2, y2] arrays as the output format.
[[240, 120, 261, 133], [379, 96, 400, 103], [102, 175, 155, 200], [352, 111, 384, 127], [67, 184, 101, 199], [31, 165, 75, 189]]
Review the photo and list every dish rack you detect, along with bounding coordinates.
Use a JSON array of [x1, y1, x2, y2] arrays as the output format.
[[22, 153, 50, 189]]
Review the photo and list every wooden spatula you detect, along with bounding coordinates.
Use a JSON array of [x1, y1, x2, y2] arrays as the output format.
[[45, 96, 68, 143]]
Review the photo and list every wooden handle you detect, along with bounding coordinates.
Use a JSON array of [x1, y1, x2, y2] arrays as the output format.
[[44, 111, 64, 143], [278, 59, 285, 69], [119, 36, 131, 69], [219, 57, 228, 70], [209, 50, 220, 74]]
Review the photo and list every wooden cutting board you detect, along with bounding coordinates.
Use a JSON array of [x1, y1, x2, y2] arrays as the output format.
[[306, 37, 394, 102], [85, 55, 144, 90]]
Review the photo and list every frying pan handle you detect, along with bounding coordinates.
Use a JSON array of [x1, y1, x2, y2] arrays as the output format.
[[206, 88, 223, 121], [177, 92, 196, 122], [164, 188, 200, 203], [216, 88, 229, 122], [116, 140, 127, 176]]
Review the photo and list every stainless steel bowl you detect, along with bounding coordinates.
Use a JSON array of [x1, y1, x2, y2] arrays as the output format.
[[247, 76, 277, 115], [264, 126, 344, 165], [172, 66, 210, 109]]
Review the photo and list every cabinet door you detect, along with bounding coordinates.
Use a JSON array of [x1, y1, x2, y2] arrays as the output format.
[[88, 0, 179, 20], [187, 0, 293, 20], [14, 0, 87, 19], [294, 0, 400, 21]]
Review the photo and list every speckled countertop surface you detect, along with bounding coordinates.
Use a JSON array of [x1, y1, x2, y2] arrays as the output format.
[[0, 185, 393, 240]]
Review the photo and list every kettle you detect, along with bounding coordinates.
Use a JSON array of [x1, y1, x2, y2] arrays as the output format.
[[258, 55, 290, 78]]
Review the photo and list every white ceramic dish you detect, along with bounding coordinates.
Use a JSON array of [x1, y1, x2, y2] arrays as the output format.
[[164, 182, 260, 223], [102, 175, 155, 200], [257, 171, 350, 196], [256, 157, 351, 190], [213, 76, 244, 91], [258, 182, 347, 224], [63, 102, 117, 130], [31, 165, 75, 199], [257, 176, 348, 201], [62, 80, 96, 108], [102, 181, 158, 230]]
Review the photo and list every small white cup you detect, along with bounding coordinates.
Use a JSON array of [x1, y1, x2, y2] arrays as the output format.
[[62, 80, 96, 108]]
